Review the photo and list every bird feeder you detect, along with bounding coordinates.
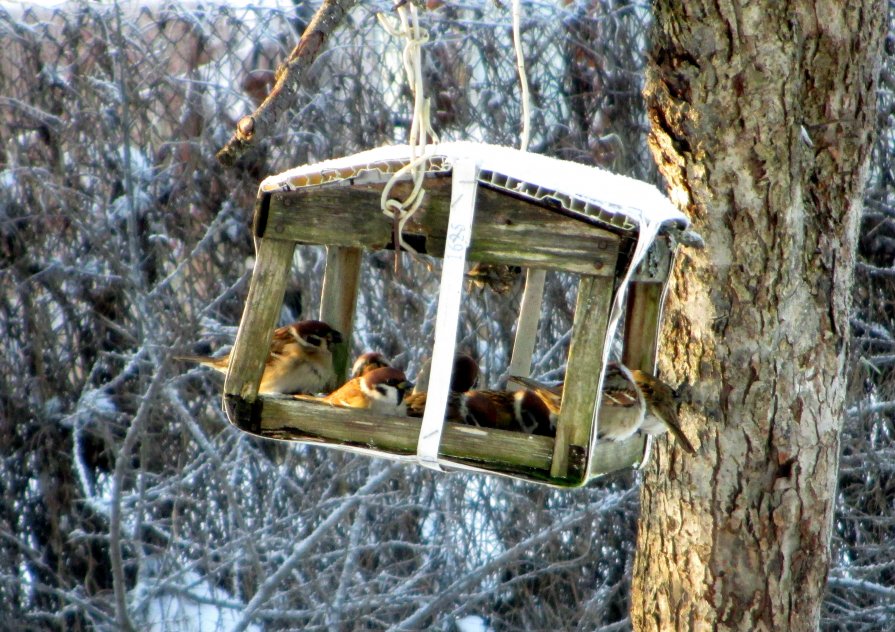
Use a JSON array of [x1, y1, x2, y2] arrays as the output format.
[[221, 141, 689, 487]]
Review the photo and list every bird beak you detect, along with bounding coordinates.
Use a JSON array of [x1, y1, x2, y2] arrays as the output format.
[[398, 381, 413, 399], [329, 330, 344, 344]]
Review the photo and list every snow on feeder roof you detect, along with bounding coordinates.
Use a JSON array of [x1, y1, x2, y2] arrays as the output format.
[[259, 141, 689, 237]]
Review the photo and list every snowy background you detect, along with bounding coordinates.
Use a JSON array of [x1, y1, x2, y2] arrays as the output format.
[[0, 1, 893, 630]]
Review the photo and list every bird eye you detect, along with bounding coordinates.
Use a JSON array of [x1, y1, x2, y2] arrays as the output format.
[[305, 335, 322, 346]]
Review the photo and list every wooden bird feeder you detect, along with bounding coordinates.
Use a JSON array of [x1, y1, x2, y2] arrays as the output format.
[[221, 142, 689, 487]]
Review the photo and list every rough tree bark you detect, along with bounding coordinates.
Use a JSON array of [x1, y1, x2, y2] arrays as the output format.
[[632, 3, 885, 631]]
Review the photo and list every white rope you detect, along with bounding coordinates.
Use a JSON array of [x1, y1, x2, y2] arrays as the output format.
[[512, 0, 530, 151], [377, 3, 439, 253]]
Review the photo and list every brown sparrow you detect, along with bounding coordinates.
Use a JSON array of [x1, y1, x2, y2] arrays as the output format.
[[412, 352, 480, 394], [350, 352, 392, 379], [317, 366, 413, 416], [405, 353, 481, 415], [466, 262, 522, 294], [511, 362, 646, 442], [177, 320, 343, 395], [458, 389, 554, 436], [405, 391, 463, 419], [629, 369, 696, 454], [512, 364, 696, 452], [450, 353, 480, 392]]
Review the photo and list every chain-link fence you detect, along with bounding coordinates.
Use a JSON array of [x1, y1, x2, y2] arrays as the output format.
[[1, 1, 893, 630]]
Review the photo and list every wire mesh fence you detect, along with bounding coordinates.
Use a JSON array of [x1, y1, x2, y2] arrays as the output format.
[[0, 1, 893, 630]]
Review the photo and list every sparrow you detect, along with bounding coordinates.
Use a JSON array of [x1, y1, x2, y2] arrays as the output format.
[[412, 352, 480, 394], [350, 351, 392, 379], [457, 389, 554, 436], [176, 320, 343, 395], [315, 366, 413, 416], [466, 262, 522, 294], [405, 353, 481, 415], [511, 362, 646, 442], [629, 369, 697, 454], [450, 353, 480, 392], [512, 364, 697, 452]]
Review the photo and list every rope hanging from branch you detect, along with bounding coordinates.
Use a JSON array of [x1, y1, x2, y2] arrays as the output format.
[[377, 2, 439, 254], [512, 0, 531, 152], [507, 0, 544, 383]]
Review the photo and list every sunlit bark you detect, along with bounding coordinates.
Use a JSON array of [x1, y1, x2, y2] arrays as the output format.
[[632, 2, 885, 630]]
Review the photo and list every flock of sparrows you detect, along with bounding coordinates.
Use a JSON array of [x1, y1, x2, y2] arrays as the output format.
[[178, 319, 696, 453]]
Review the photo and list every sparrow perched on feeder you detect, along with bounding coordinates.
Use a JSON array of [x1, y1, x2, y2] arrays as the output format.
[[465, 262, 522, 294], [459, 389, 554, 436], [411, 352, 480, 395], [512, 364, 697, 452], [405, 353, 480, 416], [629, 369, 697, 454], [317, 366, 413, 416], [176, 320, 343, 395], [511, 363, 644, 441], [350, 351, 392, 379]]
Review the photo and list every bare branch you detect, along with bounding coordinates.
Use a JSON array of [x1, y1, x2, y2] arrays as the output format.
[[215, 0, 359, 166]]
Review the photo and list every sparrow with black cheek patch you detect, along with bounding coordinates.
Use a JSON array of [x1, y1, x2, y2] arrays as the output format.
[[350, 352, 392, 379], [177, 320, 343, 395], [458, 389, 554, 436], [629, 369, 697, 454], [511, 362, 646, 442], [318, 366, 413, 416]]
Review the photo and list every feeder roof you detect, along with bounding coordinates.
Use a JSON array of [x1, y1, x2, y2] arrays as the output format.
[[259, 141, 689, 235]]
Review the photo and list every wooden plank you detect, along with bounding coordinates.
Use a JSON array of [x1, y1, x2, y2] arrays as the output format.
[[623, 241, 676, 372], [223, 238, 295, 405], [259, 180, 619, 276], [231, 396, 643, 483], [551, 274, 616, 480], [320, 246, 363, 386], [259, 398, 556, 471], [622, 283, 665, 373]]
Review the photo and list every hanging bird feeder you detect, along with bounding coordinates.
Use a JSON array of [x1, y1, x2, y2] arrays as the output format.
[[220, 141, 689, 487]]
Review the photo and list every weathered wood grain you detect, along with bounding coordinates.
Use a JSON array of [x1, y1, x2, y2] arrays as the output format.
[[551, 274, 616, 479], [223, 238, 295, 402], [320, 246, 363, 385], [258, 179, 619, 275]]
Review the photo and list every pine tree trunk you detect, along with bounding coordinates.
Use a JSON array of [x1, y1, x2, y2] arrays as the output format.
[[631, 3, 885, 630]]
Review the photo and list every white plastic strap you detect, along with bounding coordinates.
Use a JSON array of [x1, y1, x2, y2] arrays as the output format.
[[416, 159, 479, 470]]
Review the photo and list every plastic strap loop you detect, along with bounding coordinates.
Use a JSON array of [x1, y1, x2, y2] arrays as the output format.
[[416, 159, 479, 470]]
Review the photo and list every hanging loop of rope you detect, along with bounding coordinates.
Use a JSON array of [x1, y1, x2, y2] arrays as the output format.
[[377, 2, 439, 254]]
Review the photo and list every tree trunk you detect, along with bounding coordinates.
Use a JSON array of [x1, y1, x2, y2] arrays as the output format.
[[632, 3, 885, 631]]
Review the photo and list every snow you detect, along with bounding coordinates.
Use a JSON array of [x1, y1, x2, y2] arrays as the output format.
[[456, 614, 494, 632], [133, 569, 261, 632], [259, 141, 689, 233]]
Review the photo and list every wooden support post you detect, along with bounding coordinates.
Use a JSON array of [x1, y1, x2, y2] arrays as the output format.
[[507, 268, 546, 384], [551, 274, 615, 480], [223, 237, 295, 414], [622, 283, 665, 373], [623, 237, 674, 373], [320, 246, 363, 386]]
